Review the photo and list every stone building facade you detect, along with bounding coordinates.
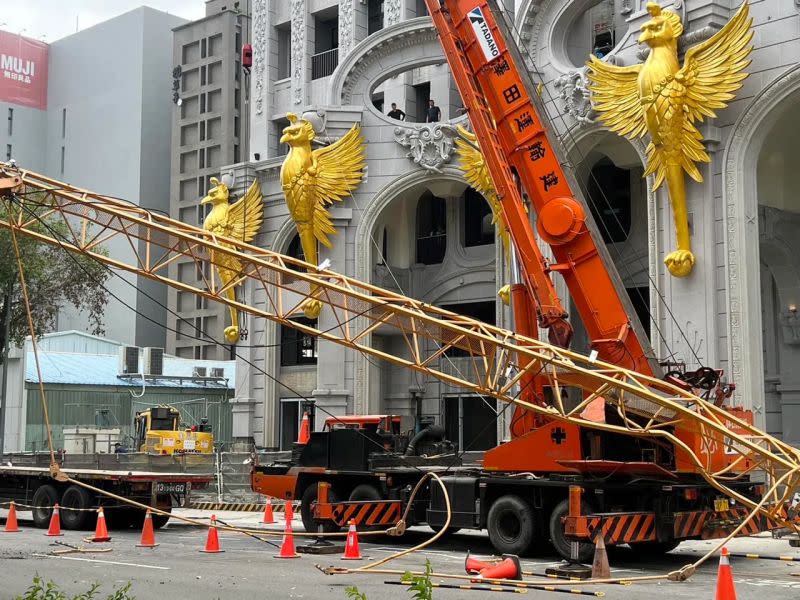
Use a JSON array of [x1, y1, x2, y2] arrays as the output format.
[[215, 0, 800, 450]]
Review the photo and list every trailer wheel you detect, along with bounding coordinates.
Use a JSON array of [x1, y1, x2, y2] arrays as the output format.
[[487, 495, 534, 555], [31, 484, 60, 528], [60, 485, 93, 530], [628, 540, 680, 556], [549, 499, 594, 563], [301, 483, 340, 534]]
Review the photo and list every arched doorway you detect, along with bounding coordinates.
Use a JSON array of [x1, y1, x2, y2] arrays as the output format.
[[756, 94, 800, 442], [567, 135, 650, 356]]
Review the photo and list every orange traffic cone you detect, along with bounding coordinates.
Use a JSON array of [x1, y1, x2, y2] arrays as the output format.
[[274, 510, 300, 559], [90, 507, 111, 542], [297, 412, 310, 444], [200, 514, 224, 553], [715, 547, 737, 600], [285, 499, 294, 522], [342, 520, 362, 560], [136, 509, 158, 548], [262, 497, 275, 525], [4, 501, 20, 533], [474, 555, 522, 582], [591, 534, 610, 579], [45, 504, 64, 537], [464, 551, 495, 574]]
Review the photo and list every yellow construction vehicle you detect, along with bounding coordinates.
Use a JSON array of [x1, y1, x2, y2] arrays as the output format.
[[132, 405, 213, 455]]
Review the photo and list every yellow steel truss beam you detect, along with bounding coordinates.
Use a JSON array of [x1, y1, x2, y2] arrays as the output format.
[[0, 163, 798, 532]]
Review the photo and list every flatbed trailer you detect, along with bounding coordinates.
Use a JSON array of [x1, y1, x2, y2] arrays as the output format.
[[0, 452, 213, 530]]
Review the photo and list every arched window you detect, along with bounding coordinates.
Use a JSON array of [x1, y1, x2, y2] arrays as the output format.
[[285, 233, 306, 271], [463, 186, 494, 247], [416, 191, 446, 265], [587, 157, 631, 244]]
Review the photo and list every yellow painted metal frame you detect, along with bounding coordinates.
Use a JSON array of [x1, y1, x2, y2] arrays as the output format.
[[0, 163, 798, 534]]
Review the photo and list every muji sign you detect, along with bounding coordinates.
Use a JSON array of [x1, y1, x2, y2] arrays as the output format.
[[0, 30, 48, 110]]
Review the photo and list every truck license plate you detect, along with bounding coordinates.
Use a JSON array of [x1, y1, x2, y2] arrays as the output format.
[[155, 482, 186, 495], [714, 498, 730, 512], [183, 440, 196, 450]]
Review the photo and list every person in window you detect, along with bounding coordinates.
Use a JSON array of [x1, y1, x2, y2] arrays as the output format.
[[426, 99, 441, 123], [387, 103, 406, 121]]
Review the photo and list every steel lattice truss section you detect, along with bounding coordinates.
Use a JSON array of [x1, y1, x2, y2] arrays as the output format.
[[1, 163, 798, 533]]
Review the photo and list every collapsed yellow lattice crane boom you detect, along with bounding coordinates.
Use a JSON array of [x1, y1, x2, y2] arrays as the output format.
[[0, 163, 798, 533]]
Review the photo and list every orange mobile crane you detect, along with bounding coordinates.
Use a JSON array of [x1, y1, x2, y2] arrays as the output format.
[[0, 0, 798, 561]]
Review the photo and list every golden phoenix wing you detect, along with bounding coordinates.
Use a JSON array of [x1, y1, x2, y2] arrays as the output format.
[[223, 179, 264, 244], [678, 2, 753, 123], [454, 126, 510, 256], [586, 59, 647, 140], [310, 124, 365, 248]]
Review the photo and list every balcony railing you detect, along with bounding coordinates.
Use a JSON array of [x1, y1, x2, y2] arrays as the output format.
[[311, 47, 338, 80]]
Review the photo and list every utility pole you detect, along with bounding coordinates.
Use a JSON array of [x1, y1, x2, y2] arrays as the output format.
[[0, 283, 12, 454]]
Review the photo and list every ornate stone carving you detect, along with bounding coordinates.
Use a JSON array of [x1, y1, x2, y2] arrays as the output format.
[[386, 0, 402, 26], [338, 0, 354, 57], [252, 0, 267, 116], [334, 21, 441, 104], [620, 0, 633, 15], [291, 0, 305, 105], [554, 67, 594, 125], [393, 124, 457, 173]]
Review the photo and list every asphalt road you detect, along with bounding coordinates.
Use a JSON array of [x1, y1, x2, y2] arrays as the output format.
[[1, 509, 799, 600]]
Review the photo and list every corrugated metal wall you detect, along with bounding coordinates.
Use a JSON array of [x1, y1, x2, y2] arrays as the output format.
[[24, 385, 232, 451]]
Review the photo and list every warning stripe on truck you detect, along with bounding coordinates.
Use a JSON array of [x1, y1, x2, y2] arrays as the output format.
[[585, 512, 657, 544], [673, 507, 776, 539], [331, 500, 402, 527], [189, 501, 299, 513]]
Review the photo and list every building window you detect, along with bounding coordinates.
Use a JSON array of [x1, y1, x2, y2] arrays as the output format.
[[368, 0, 384, 35], [586, 157, 631, 244], [5, 144, 11, 161], [312, 13, 339, 80], [7, 108, 12, 136], [413, 81, 431, 123], [463, 187, 494, 247], [285, 233, 306, 271], [273, 117, 290, 157], [281, 317, 318, 366], [416, 191, 446, 265], [415, 0, 429, 17], [443, 395, 497, 451], [276, 24, 291, 80], [279, 399, 303, 450], [439, 301, 495, 357], [626, 286, 650, 339]]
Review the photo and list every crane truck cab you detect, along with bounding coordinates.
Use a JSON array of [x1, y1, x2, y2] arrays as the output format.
[[133, 405, 214, 455]]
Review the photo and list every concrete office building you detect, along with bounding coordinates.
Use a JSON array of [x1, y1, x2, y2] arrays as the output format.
[[0, 8, 186, 349], [201, 0, 800, 451], [165, 0, 252, 361]]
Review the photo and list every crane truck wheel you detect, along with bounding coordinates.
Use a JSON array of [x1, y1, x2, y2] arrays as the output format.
[[349, 484, 385, 532], [487, 495, 534, 555], [549, 499, 594, 563], [31, 484, 60, 528], [300, 483, 340, 534], [60, 485, 93, 530]]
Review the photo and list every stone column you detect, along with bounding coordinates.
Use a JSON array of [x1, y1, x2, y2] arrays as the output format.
[[291, 0, 307, 107], [230, 396, 257, 450], [250, 0, 269, 159], [312, 207, 354, 428]]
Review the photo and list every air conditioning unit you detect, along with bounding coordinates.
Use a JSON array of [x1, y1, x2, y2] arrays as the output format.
[[143, 347, 164, 376], [119, 346, 139, 374], [210, 367, 224, 378], [193, 366, 207, 378]]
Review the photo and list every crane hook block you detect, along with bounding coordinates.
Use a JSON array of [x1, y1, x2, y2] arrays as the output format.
[[536, 197, 585, 245]]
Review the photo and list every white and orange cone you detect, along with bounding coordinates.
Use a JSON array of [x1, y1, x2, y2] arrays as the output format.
[[342, 519, 362, 560]]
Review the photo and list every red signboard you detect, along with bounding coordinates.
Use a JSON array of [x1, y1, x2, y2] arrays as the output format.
[[0, 30, 48, 110]]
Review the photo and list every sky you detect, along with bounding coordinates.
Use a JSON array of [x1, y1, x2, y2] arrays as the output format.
[[1, 1, 206, 43]]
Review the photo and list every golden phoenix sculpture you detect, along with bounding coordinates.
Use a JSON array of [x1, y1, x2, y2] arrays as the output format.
[[454, 125, 513, 304], [588, 2, 752, 277], [280, 113, 365, 318], [201, 176, 264, 343]]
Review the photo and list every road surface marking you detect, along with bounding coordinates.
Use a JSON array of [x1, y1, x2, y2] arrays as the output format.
[[33, 553, 170, 570]]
